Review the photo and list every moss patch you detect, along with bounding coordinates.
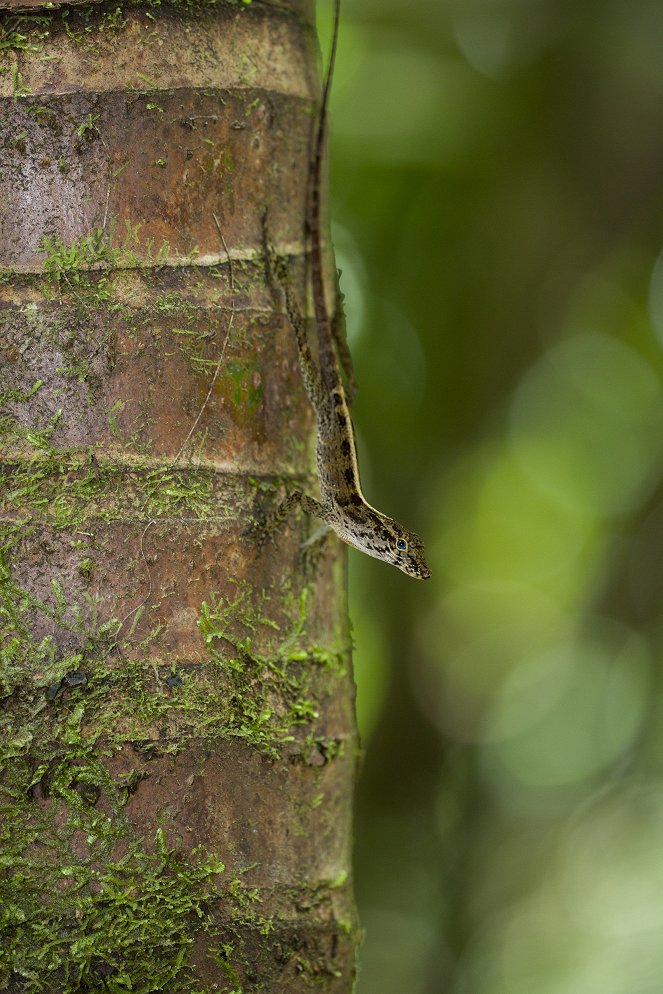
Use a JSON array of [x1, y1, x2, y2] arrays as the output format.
[[198, 582, 346, 758], [0, 547, 347, 991], [0, 1, 255, 69], [0, 451, 227, 532], [0, 814, 224, 993]]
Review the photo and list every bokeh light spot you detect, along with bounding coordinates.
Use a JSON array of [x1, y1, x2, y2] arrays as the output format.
[[510, 332, 663, 517], [483, 621, 650, 788]]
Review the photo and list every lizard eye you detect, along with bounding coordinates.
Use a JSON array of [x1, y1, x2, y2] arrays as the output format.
[[396, 538, 408, 552]]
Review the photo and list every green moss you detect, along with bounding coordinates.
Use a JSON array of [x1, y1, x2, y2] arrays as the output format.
[[210, 942, 242, 989], [0, 448, 229, 532], [100, 5, 128, 32], [0, 18, 49, 54], [58, 3, 130, 51], [11, 64, 32, 99], [198, 583, 346, 758], [0, 378, 44, 407], [39, 223, 141, 286], [0, 819, 224, 993], [0, 0, 254, 70], [35, 222, 171, 306], [0, 526, 349, 988], [0, 543, 232, 991], [77, 557, 96, 579], [0, 538, 344, 761], [0, 408, 63, 453], [225, 877, 274, 936], [25, 104, 57, 125], [75, 111, 101, 139]]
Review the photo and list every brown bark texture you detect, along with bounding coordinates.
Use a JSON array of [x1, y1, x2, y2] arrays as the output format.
[[0, 1, 359, 991]]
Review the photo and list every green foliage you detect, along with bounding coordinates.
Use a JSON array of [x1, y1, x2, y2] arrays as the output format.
[[333, 3, 663, 993]]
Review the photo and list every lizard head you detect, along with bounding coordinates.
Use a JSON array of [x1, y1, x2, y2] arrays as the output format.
[[385, 521, 431, 579], [343, 509, 431, 579]]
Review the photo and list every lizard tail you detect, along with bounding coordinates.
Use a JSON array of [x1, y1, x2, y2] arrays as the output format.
[[308, 0, 342, 390]]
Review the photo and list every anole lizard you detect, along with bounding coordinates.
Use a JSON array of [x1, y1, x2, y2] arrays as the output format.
[[267, 0, 431, 580]]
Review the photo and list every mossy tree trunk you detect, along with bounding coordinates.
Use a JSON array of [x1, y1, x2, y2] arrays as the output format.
[[0, 1, 358, 990]]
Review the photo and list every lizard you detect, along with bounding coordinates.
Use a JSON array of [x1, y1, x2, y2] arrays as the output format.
[[264, 0, 431, 581]]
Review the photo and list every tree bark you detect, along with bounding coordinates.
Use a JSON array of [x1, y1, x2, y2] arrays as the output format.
[[0, 1, 358, 991]]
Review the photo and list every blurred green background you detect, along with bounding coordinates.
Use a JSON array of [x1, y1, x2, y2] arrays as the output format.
[[320, 1, 663, 992]]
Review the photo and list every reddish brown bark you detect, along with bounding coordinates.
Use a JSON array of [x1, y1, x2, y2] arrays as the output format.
[[0, 1, 358, 990]]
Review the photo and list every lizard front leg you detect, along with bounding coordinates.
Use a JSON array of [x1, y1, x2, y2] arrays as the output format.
[[252, 488, 332, 553]]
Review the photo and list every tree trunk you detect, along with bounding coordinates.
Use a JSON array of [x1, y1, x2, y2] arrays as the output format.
[[0, 1, 358, 990]]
